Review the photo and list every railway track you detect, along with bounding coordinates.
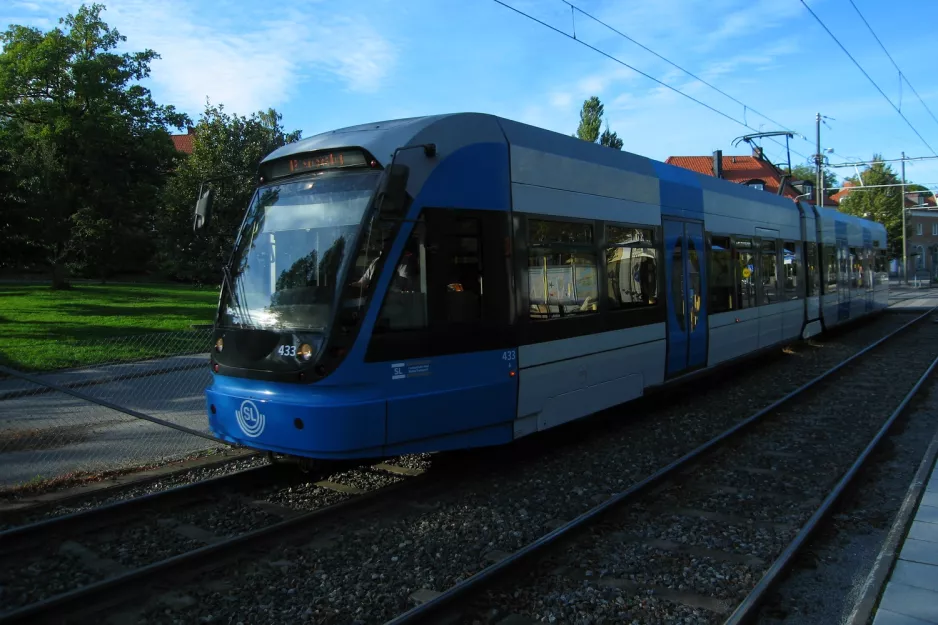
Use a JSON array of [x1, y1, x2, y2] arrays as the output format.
[[384, 308, 938, 625], [0, 312, 924, 625], [0, 449, 264, 530], [0, 454, 436, 624]]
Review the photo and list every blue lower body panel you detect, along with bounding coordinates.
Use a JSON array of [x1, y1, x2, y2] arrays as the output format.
[[205, 372, 515, 459], [206, 379, 387, 458]]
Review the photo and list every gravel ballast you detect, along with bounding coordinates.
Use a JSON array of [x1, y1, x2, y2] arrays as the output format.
[[755, 371, 938, 625], [0, 453, 271, 530], [455, 313, 938, 624], [102, 313, 931, 625], [0, 456, 430, 615]]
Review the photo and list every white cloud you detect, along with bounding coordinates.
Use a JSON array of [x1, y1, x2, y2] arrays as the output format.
[[546, 65, 636, 111], [6, 0, 398, 116], [549, 92, 574, 108]]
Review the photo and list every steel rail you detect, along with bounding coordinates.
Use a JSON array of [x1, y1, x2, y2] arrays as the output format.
[[382, 306, 937, 625], [0, 462, 284, 557], [0, 465, 432, 625], [0, 451, 260, 523], [724, 345, 938, 623]]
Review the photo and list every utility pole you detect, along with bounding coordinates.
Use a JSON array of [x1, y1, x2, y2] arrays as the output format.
[[901, 151, 907, 284], [815, 113, 823, 207]]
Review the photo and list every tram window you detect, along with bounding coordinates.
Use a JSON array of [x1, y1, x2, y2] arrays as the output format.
[[528, 219, 598, 320], [838, 245, 849, 289], [428, 215, 484, 324], [671, 235, 685, 330], [687, 238, 701, 332], [822, 244, 838, 293], [529, 219, 592, 245], [874, 249, 887, 284], [605, 225, 658, 310], [709, 235, 735, 313], [734, 237, 757, 309], [761, 239, 778, 305], [806, 241, 819, 297], [783, 241, 800, 300], [374, 222, 427, 331], [849, 247, 860, 288]]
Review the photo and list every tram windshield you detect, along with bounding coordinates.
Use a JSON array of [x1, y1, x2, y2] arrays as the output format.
[[219, 170, 380, 332]]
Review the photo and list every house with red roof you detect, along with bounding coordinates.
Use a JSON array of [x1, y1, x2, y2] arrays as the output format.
[[170, 127, 195, 154], [665, 147, 838, 207]]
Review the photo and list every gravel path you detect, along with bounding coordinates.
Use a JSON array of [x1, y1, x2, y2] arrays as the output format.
[[102, 313, 928, 625]]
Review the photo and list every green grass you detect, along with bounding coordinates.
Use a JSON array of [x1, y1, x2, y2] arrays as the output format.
[[0, 283, 219, 371]]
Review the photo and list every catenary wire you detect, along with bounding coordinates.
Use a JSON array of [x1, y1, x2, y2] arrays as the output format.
[[847, 0, 938, 130], [491, 0, 812, 162], [800, 0, 938, 157], [559, 0, 812, 149]]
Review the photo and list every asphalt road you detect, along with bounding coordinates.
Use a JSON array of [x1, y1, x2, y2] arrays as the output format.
[[0, 358, 216, 489]]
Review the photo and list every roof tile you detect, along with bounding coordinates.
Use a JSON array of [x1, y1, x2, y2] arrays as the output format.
[[664, 154, 839, 205]]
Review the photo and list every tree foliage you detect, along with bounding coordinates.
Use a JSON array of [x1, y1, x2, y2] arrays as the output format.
[[837, 155, 906, 259], [575, 96, 622, 150], [155, 102, 301, 284], [600, 121, 623, 150], [0, 3, 188, 287]]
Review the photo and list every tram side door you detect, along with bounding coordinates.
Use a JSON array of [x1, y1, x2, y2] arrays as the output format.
[[663, 219, 708, 378]]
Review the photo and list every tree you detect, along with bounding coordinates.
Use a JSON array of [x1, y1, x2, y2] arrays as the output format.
[[838, 155, 906, 260], [0, 3, 189, 287], [575, 96, 622, 150], [600, 121, 623, 150], [155, 102, 301, 284], [784, 164, 838, 196]]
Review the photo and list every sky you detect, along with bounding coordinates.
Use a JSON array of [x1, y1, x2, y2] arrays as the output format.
[[5, 0, 938, 190]]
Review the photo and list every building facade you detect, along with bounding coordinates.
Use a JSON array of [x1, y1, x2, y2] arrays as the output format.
[[906, 206, 938, 279]]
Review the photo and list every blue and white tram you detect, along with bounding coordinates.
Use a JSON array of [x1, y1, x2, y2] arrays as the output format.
[[198, 113, 889, 461]]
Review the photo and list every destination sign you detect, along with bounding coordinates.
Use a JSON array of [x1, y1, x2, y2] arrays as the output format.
[[261, 149, 369, 180]]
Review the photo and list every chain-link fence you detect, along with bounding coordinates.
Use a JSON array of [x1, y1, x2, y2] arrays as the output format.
[[0, 329, 233, 492]]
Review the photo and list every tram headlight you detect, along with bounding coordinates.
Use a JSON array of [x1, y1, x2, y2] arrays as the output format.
[[298, 343, 314, 361], [215, 338, 224, 352]]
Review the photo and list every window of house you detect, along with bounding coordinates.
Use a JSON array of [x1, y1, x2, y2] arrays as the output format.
[[605, 225, 658, 311], [917, 223, 923, 236], [709, 235, 735, 313], [761, 239, 778, 305], [528, 219, 598, 320], [749, 180, 765, 191], [734, 238, 757, 309], [932, 223, 937, 236]]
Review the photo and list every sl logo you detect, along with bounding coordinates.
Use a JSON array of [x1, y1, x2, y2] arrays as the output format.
[[235, 399, 265, 438]]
